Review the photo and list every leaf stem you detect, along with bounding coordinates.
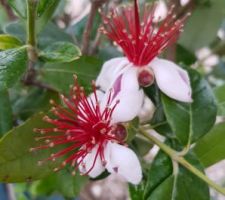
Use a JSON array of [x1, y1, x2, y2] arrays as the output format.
[[26, 0, 38, 61], [23, 0, 55, 92], [139, 128, 225, 196], [27, 0, 37, 47]]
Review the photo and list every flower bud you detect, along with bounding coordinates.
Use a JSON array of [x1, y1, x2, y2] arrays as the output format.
[[138, 68, 154, 87]]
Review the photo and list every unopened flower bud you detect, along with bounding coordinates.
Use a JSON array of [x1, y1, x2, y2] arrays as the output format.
[[138, 68, 154, 87]]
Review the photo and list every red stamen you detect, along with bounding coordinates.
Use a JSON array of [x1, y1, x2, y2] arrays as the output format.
[[100, 1, 190, 66], [32, 76, 123, 175]]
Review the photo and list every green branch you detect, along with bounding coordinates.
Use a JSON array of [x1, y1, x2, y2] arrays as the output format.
[[139, 128, 225, 196], [26, 0, 37, 61]]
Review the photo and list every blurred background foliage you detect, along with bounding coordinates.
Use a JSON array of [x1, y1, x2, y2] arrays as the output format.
[[0, 0, 224, 199]]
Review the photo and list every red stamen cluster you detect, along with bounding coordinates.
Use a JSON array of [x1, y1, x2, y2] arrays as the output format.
[[100, 0, 190, 66], [31, 75, 121, 175]]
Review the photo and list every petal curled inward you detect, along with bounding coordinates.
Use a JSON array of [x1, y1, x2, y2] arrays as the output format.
[[96, 57, 130, 91], [150, 58, 193, 103], [104, 142, 142, 185], [78, 145, 105, 178], [138, 96, 156, 123], [100, 66, 144, 123]]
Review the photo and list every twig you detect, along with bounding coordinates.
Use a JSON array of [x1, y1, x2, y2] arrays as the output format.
[[140, 128, 225, 196], [0, 0, 17, 20], [81, 0, 107, 55], [23, 79, 58, 92], [90, 28, 102, 55]]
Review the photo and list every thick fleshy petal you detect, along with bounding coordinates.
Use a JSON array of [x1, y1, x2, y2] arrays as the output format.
[[88, 90, 105, 105], [150, 58, 192, 102], [104, 142, 142, 185], [138, 96, 156, 123], [78, 145, 105, 178], [100, 66, 144, 123], [96, 57, 130, 91]]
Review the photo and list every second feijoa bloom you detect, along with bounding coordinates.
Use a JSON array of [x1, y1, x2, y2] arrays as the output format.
[[97, 0, 192, 106], [31, 76, 142, 185]]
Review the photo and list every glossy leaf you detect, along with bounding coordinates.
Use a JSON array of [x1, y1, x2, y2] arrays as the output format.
[[40, 56, 102, 93], [0, 34, 22, 50], [161, 68, 217, 145], [0, 90, 13, 136], [0, 113, 64, 183], [129, 182, 146, 200], [213, 84, 225, 116], [0, 5, 9, 30], [0, 47, 28, 90], [38, 23, 73, 49], [179, 0, 225, 51], [39, 42, 81, 63], [8, 0, 27, 19], [144, 150, 209, 200], [3, 21, 26, 42], [176, 44, 197, 65], [131, 137, 153, 157], [4, 22, 73, 47], [36, 0, 60, 33], [13, 88, 59, 120], [194, 122, 225, 167], [32, 169, 88, 198]]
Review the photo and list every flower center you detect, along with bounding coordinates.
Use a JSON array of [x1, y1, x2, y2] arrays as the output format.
[[111, 124, 127, 142], [31, 76, 122, 176], [138, 68, 154, 87]]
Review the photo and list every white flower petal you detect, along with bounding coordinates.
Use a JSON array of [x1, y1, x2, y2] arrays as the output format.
[[96, 57, 130, 91], [104, 142, 142, 185], [111, 89, 144, 123], [150, 58, 193, 102], [100, 66, 144, 123], [88, 90, 105, 105], [138, 96, 156, 123], [78, 145, 105, 178]]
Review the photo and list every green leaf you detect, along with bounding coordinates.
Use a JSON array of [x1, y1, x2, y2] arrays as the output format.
[[194, 122, 225, 167], [13, 88, 59, 120], [161, 68, 217, 145], [214, 84, 225, 116], [8, 0, 27, 19], [0, 47, 28, 90], [40, 56, 102, 93], [131, 137, 153, 157], [32, 168, 88, 198], [0, 90, 13, 136], [36, 0, 60, 33], [144, 150, 209, 200], [179, 0, 225, 51], [0, 5, 10, 30], [39, 42, 81, 63], [3, 21, 26, 42], [0, 34, 22, 50], [176, 44, 197, 65], [0, 112, 64, 183], [129, 182, 146, 200], [38, 22, 73, 49], [4, 22, 73, 47]]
